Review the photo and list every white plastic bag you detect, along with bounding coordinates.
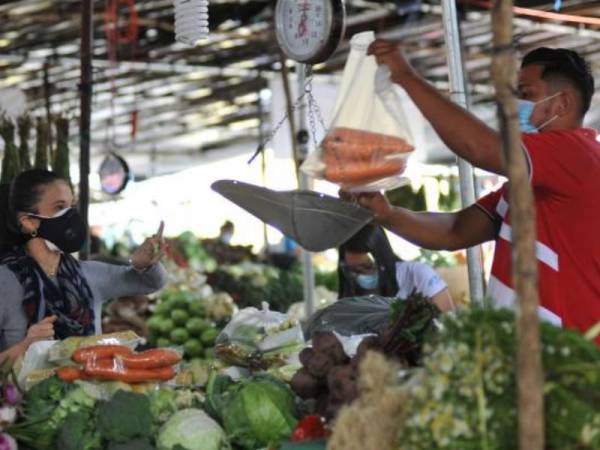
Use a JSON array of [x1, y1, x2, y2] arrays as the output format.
[[17, 340, 57, 389], [301, 31, 414, 192], [214, 302, 304, 369]]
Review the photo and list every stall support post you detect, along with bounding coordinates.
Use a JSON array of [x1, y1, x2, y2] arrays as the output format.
[[441, 0, 485, 303], [79, 0, 94, 260], [491, 1, 545, 449], [296, 63, 316, 318]]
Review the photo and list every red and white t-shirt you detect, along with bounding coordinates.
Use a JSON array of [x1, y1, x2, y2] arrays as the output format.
[[476, 128, 600, 341]]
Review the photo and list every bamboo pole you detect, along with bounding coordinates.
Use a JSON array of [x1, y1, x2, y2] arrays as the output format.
[[490, 1, 544, 449]]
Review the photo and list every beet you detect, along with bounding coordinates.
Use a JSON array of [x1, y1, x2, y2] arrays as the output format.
[[305, 351, 334, 378], [290, 368, 324, 399], [327, 365, 358, 402], [312, 331, 347, 364], [314, 393, 330, 417], [299, 347, 315, 367], [325, 398, 345, 421]]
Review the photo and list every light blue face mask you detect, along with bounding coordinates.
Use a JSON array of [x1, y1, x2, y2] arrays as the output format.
[[355, 272, 379, 291], [517, 92, 561, 133]]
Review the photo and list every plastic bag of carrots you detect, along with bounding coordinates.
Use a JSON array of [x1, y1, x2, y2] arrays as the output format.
[[301, 31, 414, 192], [56, 345, 182, 384], [48, 330, 143, 365]]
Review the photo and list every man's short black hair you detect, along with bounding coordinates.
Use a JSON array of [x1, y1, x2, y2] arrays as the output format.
[[521, 47, 594, 116]]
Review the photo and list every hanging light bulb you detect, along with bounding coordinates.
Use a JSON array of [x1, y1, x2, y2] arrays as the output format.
[[174, 0, 209, 46]]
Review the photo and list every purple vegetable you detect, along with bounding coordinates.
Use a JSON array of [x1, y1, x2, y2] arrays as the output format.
[[0, 433, 17, 450], [2, 384, 20, 406]]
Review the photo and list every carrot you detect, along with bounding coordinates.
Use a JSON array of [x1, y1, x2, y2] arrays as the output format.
[[323, 127, 413, 153], [326, 127, 406, 144], [117, 349, 182, 369], [84, 359, 176, 383], [325, 160, 406, 184], [323, 140, 412, 163], [73, 345, 134, 364], [57, 366, 87, 382]]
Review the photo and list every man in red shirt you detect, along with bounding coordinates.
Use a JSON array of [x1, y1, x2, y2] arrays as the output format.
[[356, 42, 600, 341]]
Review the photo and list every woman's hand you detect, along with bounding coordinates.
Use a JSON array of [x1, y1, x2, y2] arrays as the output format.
[[130, 221, 167, 271], [367, 39, 415, 85], [25, 315, 57, 345]]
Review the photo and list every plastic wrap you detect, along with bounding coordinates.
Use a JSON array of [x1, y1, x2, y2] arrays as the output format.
[[303, 295, 394, 340], [301, 31, 414, 192], [215, 302, 305, 369], [47, 330, 143, 365]]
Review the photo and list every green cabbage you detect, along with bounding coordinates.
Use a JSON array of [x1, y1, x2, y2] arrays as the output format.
[[221, 375, 298, 449], [157, 409, 227, 450]]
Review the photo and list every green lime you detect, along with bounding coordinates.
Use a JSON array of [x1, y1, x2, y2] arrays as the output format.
[[171, 292, 191, 309], [159, 318, 175, 336], [203, 348, 215, 359], [188, 300, 206, 317], [170, 328, 190, 344], [183, 339, 204, 358], [170, 309, 189, 326], [156, 337, 171, 348], [201, 328, 219, 345], [146, 316, 164, 333], [154, 301, 171, 316], [186, 318, 211, 336]]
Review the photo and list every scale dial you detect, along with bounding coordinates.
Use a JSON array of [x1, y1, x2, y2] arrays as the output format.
[[275, 0, 345, 64]]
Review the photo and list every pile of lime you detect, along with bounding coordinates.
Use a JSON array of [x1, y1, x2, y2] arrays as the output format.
[[147, 290, 221, 360]]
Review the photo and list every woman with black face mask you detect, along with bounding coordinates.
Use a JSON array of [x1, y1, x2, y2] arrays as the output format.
[[337, 224, 454, 312], [0, 170, 168, 363]]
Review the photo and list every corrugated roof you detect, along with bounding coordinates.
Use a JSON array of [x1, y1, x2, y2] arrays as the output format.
[[2, 0, 600, 176]]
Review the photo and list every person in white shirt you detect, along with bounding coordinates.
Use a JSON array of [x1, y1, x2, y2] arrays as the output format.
[[337, 224, 454, 312]]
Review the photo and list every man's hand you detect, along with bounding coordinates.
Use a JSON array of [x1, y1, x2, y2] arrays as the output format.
[[339, 189, 393, 223], [25, 315, 56, 345], [367, 39, 415, 85]]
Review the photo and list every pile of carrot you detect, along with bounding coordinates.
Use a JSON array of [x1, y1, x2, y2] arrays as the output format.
[[321, 127, 413, 186], [57, 345, 181, 383]]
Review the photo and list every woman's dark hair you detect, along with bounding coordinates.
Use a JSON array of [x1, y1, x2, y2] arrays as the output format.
[[522, 47, 594, 116], [0, 169, 64, 254], [337, 224, 400, 298]]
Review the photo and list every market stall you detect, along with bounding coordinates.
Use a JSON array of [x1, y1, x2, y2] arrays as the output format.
[[1, 0, 600, 449]]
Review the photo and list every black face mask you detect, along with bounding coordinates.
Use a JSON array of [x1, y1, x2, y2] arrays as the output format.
[[29, 208, 87, 253]]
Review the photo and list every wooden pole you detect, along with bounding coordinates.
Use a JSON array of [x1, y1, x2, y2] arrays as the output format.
[[490, 1, 545, 449], [79, 0, 94, 260]]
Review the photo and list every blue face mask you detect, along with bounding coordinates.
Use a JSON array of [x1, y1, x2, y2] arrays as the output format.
[[355, 272, 379, 291], [517, 92, 561, 133]]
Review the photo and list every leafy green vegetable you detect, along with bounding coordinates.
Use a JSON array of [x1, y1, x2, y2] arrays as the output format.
[[157, 408, 227, 450], [106, 437, 156, 450], [220, 374, 298, 449], [205, 372, 236, 421], [383, 291, 440, 365], [9, 378, 96, 450], [97, 390, 153, 443], [56, 409, 102, 450], [396, 307, 600, 450], [149, 388, 179, 427]]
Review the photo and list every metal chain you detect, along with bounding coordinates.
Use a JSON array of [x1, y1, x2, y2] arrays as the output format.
[[248, 65, 329, 163], [248, 79, 311, 164], [304, 65, 329, 149]]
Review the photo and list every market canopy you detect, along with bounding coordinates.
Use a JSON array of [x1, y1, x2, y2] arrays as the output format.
[[2, 0, 600, 177]]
